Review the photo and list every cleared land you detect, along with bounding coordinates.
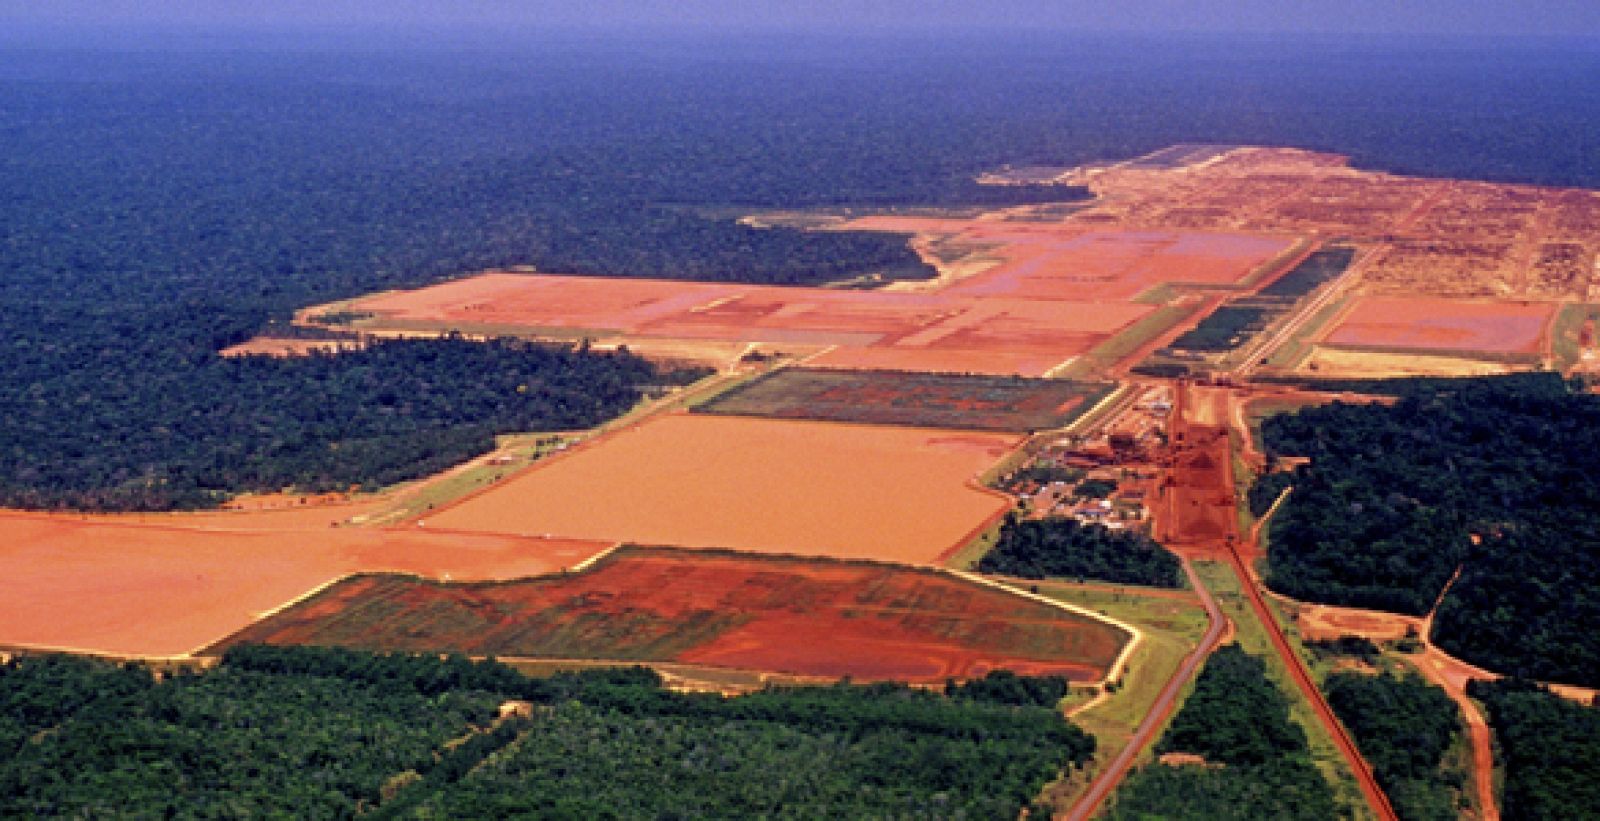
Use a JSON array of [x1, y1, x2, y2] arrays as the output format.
[[420, 413, 1017, 563], [1155, 424, 1238, 549], [346, 272, 1149, 377], [208, 546, 1132, 683], [926, 229, 1294, 302], [1058, 146, 1600, 302], [218, 336, 362, 358], [694, 368, 1113, 432], [1323, 296, 1554, 357], [336, 228, 1291, 378], [0, 510, 609, 657], [1299, 347, 1518, 378]]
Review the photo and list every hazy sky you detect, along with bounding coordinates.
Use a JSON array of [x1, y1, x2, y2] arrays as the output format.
[[4, 0, 1599, 38]]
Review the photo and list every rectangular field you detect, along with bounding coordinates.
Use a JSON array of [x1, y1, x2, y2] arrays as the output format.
[[421, 413, 1017, 563], [1165, 305, 1274, 353], [939, 229, 1296, 302], [0, 511, 610, 657], [694, 368, 1113, 432], [1323, 296, 1555, 357], [208, 546, 1132, 683]]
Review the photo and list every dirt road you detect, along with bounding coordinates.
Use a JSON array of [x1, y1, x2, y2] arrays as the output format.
[[1063, 558, 1227, 820], [1173, 380, 1395, 820], [1223, 541, 1398, 821], [1414, 650, 1499, 821]]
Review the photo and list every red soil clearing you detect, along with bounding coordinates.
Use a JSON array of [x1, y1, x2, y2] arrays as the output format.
[[421, 413, 1017, 563], [0, 510, 609, 657], [352, 252, 1201, 378], [939, 229, 1294, 302], [211, 546, 1131, 683], [1325, 296, 1555, 354], [346, 227, 1290, 376], [1157, 424, 1239, 550], [1296, 604, 1416, 643]]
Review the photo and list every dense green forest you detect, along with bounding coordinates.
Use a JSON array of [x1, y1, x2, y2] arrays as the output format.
[[0, 653, 501, 816], [0, 335, 702, 510], [1466, 679, 1600, 820], [944, 669, 1072, 708], [1253, 373, 1517, 397], [1259, 373, 1600, 687], [978, 515, 1183, 588], [1107, 645, 1340, 820], [1, 647, 1095, 818], [1323, 671, 1464, 821]]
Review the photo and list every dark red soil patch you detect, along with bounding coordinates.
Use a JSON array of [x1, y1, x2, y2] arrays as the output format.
[[208, 546, 1130, 683]]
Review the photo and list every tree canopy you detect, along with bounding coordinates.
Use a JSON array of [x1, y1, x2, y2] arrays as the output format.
[[1260, 373, 1600, 686], [979, 515, 1183, 588], [1, 648, 1097, 818], [1108, 644, 1339, 820]]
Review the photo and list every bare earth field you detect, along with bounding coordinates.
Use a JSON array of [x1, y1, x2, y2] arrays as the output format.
[[0, 511, 610, 657], [348, 272, 1152, 377], [1055, 146, 1600, 302], [420, 413, 1017, 563], [208, 546, 1132, 683], [218, 336, 361, 358], [338, 226, 1292, 377], [1300, 347, 1520, 378]]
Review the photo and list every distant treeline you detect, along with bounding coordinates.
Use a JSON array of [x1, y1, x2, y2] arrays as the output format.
[[1, 647, 1096, 818], [1260, 372, 1600, 687], [0, 52, 1107, 508]]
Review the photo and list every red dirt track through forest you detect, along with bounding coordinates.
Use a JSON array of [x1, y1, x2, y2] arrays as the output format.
[[1165, 383, 1397, 821], [1223, 540, 1398, 821]]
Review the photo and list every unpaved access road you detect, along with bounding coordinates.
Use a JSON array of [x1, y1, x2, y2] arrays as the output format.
[[1223, 541, 1399, 821], [1063, 558, 1227, 820]]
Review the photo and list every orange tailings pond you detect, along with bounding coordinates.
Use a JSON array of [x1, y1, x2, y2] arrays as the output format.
[[1323, 296, 1555, 356], [0, 510, 609, 657], [419, 413, 1018, 563]]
